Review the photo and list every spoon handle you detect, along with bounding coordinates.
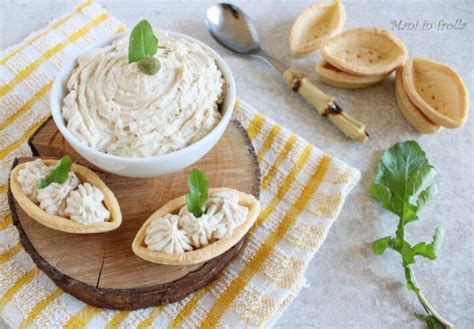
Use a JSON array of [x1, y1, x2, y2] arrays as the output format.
[[282, 68, 368, 144]]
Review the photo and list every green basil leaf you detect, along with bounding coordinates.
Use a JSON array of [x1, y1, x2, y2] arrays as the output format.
[[186, 168, 209, 218], [37, 155, 73, 189], [128, 19, 158, 63]]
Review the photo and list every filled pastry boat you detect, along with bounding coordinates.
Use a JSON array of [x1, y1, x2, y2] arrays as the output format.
[[289, 0, 346, 57], [10, 157, 122, 234], [132, 187, 260, 265], [395, 68, 441, 134], [401, 57, 469, 128], [320, 27, 408, 76], [315, 59, 388, 89]]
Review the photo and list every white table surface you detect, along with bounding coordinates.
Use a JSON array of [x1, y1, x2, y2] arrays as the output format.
[[1, 0, 473, 328]]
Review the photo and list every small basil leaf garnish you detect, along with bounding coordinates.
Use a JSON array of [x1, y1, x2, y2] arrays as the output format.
[[186, 169, 209, 218], [37, 155, 73, 189]]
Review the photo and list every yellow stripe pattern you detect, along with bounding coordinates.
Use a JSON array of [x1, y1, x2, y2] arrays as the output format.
[[0, 214, 12, 230], [0, 0, 93, 65], [63, 305, 101, 328], [167, 289, 208, 329], [262, 134, 298, 190], [136, 307, 164, 329], [258, 144, 313, 224], [105, 310, 131, 329], [0, 82, 52, 131], [19, 288, 63, 329], [0, 13, 109, 97], [257, 124, 281, 162], [0, 244, 22, 265], [0, 0, 359, 325], [0, 268, 40, 312], [0, 114, 50, 160], [246, 113, 265, 140]]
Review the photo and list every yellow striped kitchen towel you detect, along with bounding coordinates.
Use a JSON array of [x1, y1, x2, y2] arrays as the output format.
[[0, 1, 360, 327]]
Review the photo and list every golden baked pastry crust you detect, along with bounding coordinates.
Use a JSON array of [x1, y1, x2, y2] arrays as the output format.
[[289, 1, 345, 57], [132, 188, 261, 265], [402, 57, 469, 128], [10, 159, 122, 234], [315, 59, 388, 89], [320, 27, 408, 76], [395, 68, 441, 134]]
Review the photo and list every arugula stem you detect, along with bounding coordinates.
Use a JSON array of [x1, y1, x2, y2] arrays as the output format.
[[404, 264, 455, 328], [398, 214, 455, 329]]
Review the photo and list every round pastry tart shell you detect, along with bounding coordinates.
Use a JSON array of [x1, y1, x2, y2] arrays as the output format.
[[320, 27, 408, 76], [395, 68, 441, 134], [132, 187, 261, 266], [315, 59, 389, 89], [401, 57, 469, 128], [10, 159, 122, 234], [289, 1, 346, 57]]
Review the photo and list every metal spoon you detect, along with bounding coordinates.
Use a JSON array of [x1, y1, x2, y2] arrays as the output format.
[[206, 3, 368, 144]]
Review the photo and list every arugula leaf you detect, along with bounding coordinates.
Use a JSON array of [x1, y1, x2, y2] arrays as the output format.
[[371, 141, 437, 218], [37, 155, 72, 189], [372, 236, 391, 255], [412, 227, 444, 260], [417, 184, 438, 210], [415, 313, 438, 329], [371, 141, 454, 328], [128, 19, 158, 64], [186, 169, 209, 218]]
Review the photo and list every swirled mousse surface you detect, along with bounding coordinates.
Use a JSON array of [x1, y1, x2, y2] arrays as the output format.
[[62, 31, 225, 157]]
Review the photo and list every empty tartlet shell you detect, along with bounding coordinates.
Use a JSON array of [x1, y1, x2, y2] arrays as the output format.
[[395, 68, 441, 134], [132, 188, 260, 265], [320, 27, 408, 76], [289, 1, 346, 57], [10, 159, 122, 234], [401, 57, 469, 128], [315, 59, 389, 89]]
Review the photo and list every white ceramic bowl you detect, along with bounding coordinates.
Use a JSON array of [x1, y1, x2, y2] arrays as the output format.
[[51, 31, 235, 178]]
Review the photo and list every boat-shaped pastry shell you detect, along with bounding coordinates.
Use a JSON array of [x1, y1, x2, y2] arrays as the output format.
[[289, 1, 346, 57], [395, 68, 441, 134], [132, 188, 260, 265], [320, 27, 408, 76], [401, 57, 469, 128], [315, 59, 388, 89], [10, 159, 122, 234]]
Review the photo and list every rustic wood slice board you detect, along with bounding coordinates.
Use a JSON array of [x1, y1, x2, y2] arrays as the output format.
[[8, 118, 260, 310]]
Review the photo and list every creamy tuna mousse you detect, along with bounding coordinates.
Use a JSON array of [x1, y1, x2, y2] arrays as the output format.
[[62, 31, 225, 157]]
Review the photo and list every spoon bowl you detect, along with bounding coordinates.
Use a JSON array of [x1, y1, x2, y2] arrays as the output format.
[[206, 3, 260, 54]]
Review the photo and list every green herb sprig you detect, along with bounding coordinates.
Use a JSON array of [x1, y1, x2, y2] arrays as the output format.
[[370, 141, 454, 329], [186, 169, 209, 218], [128, 19, 160, 75], [37, 155, 73, 189]]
